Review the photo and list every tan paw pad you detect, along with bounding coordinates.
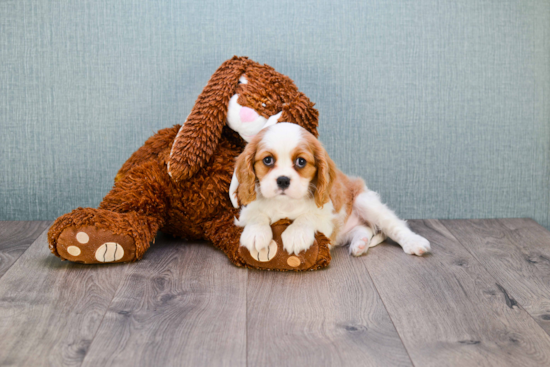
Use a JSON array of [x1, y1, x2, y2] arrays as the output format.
[[95, 243, 124, 263], [67, 246, 81, 256], [76, 232, 89, 244], [249, 240, 278, 262], [287, 256, 301, 268]]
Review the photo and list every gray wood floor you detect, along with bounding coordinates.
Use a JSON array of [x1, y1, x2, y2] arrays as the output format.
[[1, 219, 550, 367]]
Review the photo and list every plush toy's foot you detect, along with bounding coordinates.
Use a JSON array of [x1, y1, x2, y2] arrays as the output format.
[[238, 219, 331, 271], [56, 225, 136, 264], [48, 208, 159, 264]]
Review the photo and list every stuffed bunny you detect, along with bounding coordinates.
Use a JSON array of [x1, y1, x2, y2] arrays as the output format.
[[48, 56, 331, 271]]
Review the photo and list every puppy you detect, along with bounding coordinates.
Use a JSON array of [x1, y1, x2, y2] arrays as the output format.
[[234, 123, 431, 257]]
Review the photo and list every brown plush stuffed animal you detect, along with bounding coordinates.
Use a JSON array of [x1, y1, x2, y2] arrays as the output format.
[[48, 56, 331, 271]]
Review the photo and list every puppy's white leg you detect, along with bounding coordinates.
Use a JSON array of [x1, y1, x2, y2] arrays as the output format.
[[348, 226, 374, 256], [240, 223, 273, 253], [281, 206, 335, 255], [347, 225, 387, 256], [281, 215, 319, 255], [354, 191, 431, 256], [281, 221, 315, 255], [236, 210, 272, 253]]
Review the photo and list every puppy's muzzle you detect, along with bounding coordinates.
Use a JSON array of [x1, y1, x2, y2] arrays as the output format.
[[276, 176, 291, 190]]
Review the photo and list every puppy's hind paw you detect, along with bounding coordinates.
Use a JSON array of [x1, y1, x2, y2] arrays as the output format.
[[401, 234, 431, 256], [350, 237, 370, 257]]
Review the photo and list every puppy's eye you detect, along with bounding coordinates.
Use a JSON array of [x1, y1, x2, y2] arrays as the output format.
[[295, 157, 306, 168], [263, 156, 274, 166]]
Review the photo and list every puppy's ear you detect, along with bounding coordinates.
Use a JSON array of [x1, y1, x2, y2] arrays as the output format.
[[235, 139, 259, 206], [280, 91, 320, 137], [312, 139, 337, 208], [168, 56, 250, 181]]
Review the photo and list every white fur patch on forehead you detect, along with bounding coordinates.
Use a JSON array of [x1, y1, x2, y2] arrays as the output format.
[[239, 75, 248, 84], [261, 122, 304, 152]]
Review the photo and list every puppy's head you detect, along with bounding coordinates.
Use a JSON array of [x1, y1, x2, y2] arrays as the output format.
[[235, 123, 336, 207]]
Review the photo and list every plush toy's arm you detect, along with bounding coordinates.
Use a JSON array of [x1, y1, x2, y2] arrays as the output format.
[[236, 218, 332, 271]]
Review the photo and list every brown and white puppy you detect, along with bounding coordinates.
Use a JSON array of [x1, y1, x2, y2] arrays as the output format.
[[234, 123, 431, 257]]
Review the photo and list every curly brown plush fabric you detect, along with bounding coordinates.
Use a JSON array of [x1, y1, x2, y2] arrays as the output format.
[[48, 56, 330, 271]]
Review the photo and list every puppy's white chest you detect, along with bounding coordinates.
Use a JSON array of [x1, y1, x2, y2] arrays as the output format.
[[260, 199, 313, 223]]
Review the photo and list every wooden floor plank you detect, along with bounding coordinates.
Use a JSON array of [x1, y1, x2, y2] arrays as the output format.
[[81, 235, 247, 367], [0, 228, 131, 367], [0, 221, 51, 279], [364, 219, 550, 367], [2, 219, 550, 366], [442, 218, 550, 335], [246, 247, 412, 367]]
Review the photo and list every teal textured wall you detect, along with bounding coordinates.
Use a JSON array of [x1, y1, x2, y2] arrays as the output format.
[[1, 0, 549, 228]]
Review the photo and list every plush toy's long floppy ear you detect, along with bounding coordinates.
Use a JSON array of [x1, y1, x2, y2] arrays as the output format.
[[280, 91, 320, 137], [168, 56, 250, 181]]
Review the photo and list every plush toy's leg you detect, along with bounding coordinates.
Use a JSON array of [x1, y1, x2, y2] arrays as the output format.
[[203, 213, 332, 271], [48, 208, 160, 263], [48, 161, 169, 264]]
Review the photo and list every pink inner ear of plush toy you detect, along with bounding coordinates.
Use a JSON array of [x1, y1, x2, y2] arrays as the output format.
[[240, 106, 259, 122]]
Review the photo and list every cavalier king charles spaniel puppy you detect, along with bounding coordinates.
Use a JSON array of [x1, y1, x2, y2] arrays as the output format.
[[233, 123, 431, 257]]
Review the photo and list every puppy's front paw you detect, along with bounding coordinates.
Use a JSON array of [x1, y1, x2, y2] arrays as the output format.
[[240, 224, 273, 252], [400, 233, 431, 256], [281, 224, 315, 255]]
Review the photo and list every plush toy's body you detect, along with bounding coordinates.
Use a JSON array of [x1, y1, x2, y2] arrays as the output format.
[[48, 56, 331, 271]]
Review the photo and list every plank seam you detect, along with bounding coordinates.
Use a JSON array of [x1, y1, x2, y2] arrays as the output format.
[[439, 219, 550, 338], [361, 257, 417, 367], [0, 221, 52, 282], [78, 263, 134, 367], [245, 268, 249, 367]]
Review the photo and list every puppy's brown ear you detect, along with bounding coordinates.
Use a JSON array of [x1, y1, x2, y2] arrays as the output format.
[[235, 139, 259, 206], [168, 56, 249, 181], [280, 91, 320, 137], [312, 139, 337, 208]]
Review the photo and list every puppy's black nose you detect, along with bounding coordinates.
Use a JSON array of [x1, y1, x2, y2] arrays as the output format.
[[276, 176, 291, 190]]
